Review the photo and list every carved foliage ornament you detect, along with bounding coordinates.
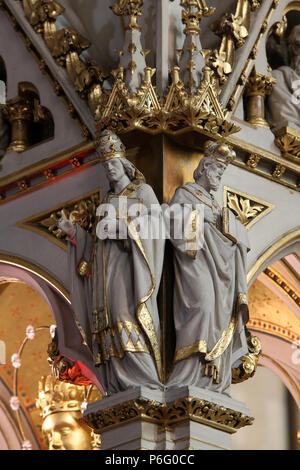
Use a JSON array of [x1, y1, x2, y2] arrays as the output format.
[[97, 66, 240, 137], [223, 186, 275, 230]]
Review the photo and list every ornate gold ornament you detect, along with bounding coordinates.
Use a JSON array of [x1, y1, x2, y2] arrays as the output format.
[[244, 67, 276, 128], [274, 127, 300, 163], [272, 164, 286, 179], [17, 189, 102, 250], [23, 0, 64, 41], [208, 0, 263, 84], [246, 153, 260, 168], [111, 0, 143, 31], [21, 0, 108, 117], [96, 65, 240, 138], [223, 186, 275, 230], [86, 396, 254, 434], [18, 0, 238, 141], [224, 1, 279, 117], [232, 333, 261, 383]]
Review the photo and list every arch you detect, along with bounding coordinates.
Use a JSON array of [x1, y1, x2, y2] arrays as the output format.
[[0, 254, 102, 391], [247, 227, 300, 286]]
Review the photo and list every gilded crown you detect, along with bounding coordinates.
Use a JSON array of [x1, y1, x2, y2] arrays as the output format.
[[98, 129, 126, 162], [36, 375, 101, 419], [203, 140, 236, 165]]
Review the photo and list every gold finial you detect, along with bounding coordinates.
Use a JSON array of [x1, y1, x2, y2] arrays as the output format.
[[111, 0, 143, 31]]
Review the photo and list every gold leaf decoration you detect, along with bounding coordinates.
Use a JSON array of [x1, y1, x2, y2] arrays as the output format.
[[223, 186, 275, 230]]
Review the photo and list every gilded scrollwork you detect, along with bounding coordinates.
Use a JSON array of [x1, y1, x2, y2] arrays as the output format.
[[39, 191, 102, 241], [232, 333, 261, 383], [23, 0, 64, 35], [208, 0, 263, 84]]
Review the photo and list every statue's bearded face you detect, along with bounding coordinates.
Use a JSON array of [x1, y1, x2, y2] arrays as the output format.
[[42, 411, 92, 450], [103, 158, 125, 183], [205, 161, 227, 191]]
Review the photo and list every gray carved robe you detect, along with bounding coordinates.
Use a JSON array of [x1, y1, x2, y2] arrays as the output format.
[[68, 179, 164, 394], [267, 66, 300, 131], [167, 182, 249, 395]]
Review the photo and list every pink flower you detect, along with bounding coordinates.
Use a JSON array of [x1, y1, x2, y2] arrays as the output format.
[[50, 325, 56, 339], [22, 440, 32, 450], [11, 353, 21, 368], [80, 400, 88, 414], [26, 325, 35, 340], [9, 396, 20, 411]]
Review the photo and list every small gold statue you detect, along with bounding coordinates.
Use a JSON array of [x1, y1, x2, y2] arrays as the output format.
[[36, 375, 101, 450]]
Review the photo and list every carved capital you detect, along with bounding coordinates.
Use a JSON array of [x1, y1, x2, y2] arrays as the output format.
[[245, 70, 276, 97], [244, 69, 276, 128]]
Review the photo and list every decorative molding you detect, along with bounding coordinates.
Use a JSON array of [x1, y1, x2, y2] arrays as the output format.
[[248, 318, 300, 344], [17, 188, 102, 250], [0, 252, 70, 301], [0, 141, 97, 205], [223, 186, 275, 229], [225, 135, 300, 192], [263, 267, 300, 310], [86, 397, 254, 435], [247, 227, 300, 285]]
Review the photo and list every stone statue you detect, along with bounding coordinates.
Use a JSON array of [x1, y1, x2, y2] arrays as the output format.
[[167, 141, 250, 396], [267, 24, 300, 131], [58, 130, 164, 395], [36, 375, 101, 450]]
